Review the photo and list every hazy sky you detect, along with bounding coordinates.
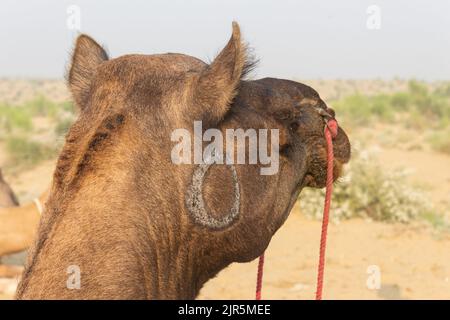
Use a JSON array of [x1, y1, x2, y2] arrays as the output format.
[[0, 0, 449, 80]]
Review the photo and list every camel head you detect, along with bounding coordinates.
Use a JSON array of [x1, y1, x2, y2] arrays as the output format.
[[18, 22, 350, 299]]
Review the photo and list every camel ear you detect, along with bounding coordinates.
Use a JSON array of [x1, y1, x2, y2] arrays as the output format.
[[68, 34, 109, 111], [193, 22, 254, 124]]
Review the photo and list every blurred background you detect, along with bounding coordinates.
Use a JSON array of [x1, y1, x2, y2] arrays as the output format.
[[0, 0, 449, 299]]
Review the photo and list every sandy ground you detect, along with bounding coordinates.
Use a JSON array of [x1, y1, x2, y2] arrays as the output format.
[[381, 148, 450, 208], [4, 160, 55, 202], [199, 210, 450, 300]]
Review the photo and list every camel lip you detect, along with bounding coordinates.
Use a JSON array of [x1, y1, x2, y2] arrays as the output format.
[[334, 143, 351, 165], [333, 159, 345, 181], [302, 159, 346, 189], [333, 127, 351, 165]]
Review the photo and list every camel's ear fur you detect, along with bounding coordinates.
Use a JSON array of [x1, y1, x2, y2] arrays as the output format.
[[67, 34, 109, 111], [193, 22, 256, 124]]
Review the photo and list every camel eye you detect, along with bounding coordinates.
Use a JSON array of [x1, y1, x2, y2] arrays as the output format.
[[289, 121, 299, 132], [280, 143, 292, 156]]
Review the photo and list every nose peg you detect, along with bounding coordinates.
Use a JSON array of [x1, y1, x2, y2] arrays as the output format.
[[315, 107, 333, 119], [315, 107, 338, 139], [325, 119, 338, 139]]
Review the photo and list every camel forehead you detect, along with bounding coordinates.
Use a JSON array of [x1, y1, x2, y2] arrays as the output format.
[[239, 78, 324, 115], [256, 78, 321, 101], [98, 53, 207, 80]]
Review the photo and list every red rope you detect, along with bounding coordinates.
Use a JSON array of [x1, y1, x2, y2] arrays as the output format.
[[255, 253, 265, 300], [255, 119, 338, 301], [315, 119, 338, 300]]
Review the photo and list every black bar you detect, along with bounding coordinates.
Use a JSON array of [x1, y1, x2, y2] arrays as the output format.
[[0, 300, 448, 319]]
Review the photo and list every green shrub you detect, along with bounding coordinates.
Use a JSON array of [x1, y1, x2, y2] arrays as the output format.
[[5, 136, 57, 167], [23, 96, 59, 118], [427, 130, 450, 154], [408, 81, 450, 120], [333, 94, 372, 125], [298, 145, 447, 229], [333, 94, 396, 125], [59, 101, 76, 114], [334, 81, 450, 132], [55, 118, 74, 137], [0, 104, 33, 132], [371, 94, 394, 121], [408, 80, 428, 97], [390, 92, 411, 111], [0, 97, 73, 134], [435, 83, 450, 98], [0, 97, 77, 169], [404, 109, 428, 130], [420, 211, 450, 233]]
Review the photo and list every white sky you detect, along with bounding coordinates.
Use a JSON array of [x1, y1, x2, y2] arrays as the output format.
[[0, 0, 449, 80]]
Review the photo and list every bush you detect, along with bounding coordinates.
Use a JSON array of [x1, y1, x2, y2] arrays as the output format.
[[55, 118, 74, 137], [23, 96, 59, 118], [371, 94, 394, 121], [408, 80, 428, 97], [298, 144, 447, 228], [333, 80, 450, 129], [0, 104, 33, 132], [435, 83, 450, 98], [5, 136, 57, 167], [333, 94, 395, 125], [390, 92, 411, 110], [427, 130, 450, 154], [0, 98, 77, 169], [59, 101, 76, 114]]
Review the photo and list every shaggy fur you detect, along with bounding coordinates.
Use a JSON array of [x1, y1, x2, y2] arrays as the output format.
[[16, 22, 350, 299]]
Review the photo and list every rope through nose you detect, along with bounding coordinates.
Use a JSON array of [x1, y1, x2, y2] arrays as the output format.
[[315, 118, 337, 300], [255, 253, 265, 300], [255, 118, 338, 301]]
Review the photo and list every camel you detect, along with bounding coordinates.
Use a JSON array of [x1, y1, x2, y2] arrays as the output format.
[[0, 169, 19, 208], [0, 191, 47, 257], [0, 168, 22, 277], [0, 170, 47, 258], [16, 22, 350, 299], [0, 170, 45, 280], [0, 180, 46, 278]]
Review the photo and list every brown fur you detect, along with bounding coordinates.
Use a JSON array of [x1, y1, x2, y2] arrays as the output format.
[[16, 22, 350, 299]]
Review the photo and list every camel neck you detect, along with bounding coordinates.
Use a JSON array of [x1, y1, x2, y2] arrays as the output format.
[[16, 179, 212, 299]]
